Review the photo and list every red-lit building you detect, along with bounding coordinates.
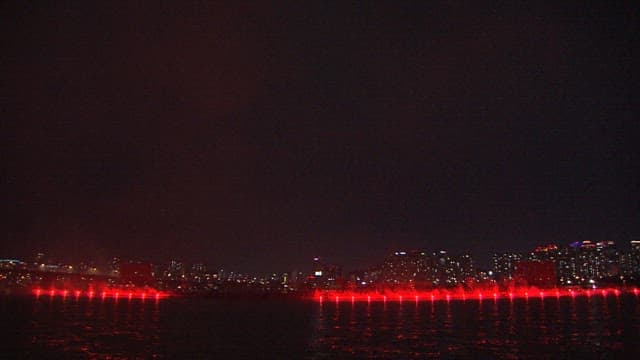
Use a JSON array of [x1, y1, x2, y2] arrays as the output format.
[[514, 260, 557, 289]]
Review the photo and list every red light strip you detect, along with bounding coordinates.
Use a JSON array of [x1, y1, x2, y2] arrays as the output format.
[[32, 288, 169, 300], [313, 288, 639, 302]]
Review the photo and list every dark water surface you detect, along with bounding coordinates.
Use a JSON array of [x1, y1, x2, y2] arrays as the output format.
[[1, 294, 639, 359]]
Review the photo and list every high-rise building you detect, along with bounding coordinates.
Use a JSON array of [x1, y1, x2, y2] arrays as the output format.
[[493, 253, 523, 282], [375, 250, 473, 288], [557, 240, 621, 286], [378, 250, 430, 287], [624, 240, 640, 281]]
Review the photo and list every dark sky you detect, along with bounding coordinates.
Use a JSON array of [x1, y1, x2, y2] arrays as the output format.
[[3, 1, 638, 272]]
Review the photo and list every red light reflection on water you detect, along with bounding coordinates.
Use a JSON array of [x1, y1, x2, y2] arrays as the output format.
[[313, 287, 637, 303]]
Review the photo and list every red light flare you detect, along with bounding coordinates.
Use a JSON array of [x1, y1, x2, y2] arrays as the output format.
[[446, 294, 451, 302], [633, 288, 639, 296], [49, 289, 55, 297], [415, 295, 419, 303], [399, 295, 403, 303], [75, 290, 81, 298], [601, 289, 607, 297], [493, 292, 498, 300], [509, 292, 514, 300]]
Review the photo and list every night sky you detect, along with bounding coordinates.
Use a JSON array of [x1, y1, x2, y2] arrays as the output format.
[[3, 2, 638, 272]]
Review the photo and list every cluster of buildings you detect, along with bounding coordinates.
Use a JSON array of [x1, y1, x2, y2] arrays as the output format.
[[0, 254, 302, 296], [309, 251, 475, 291], [493, 240, 640, 289], [1, 240, 639, 294], [150, 259, 303, 295], [310, 240, 640, 292]]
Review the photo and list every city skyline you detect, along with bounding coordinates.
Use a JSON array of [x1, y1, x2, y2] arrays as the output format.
[[4, 2, 638, 274], [5, 238, 639, 279]]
